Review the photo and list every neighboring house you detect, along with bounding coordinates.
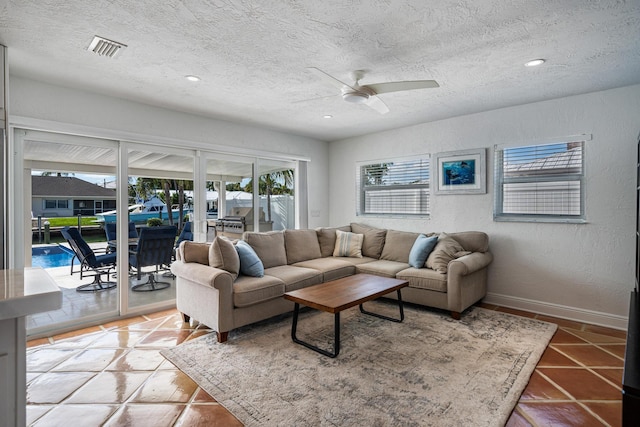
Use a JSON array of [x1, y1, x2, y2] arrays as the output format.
[[31, 176, 116, 218]]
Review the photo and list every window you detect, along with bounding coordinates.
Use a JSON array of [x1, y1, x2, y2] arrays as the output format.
[[44, 199, 68, 209], [494, 140, 585, 222], [356, 156, 430, 216]]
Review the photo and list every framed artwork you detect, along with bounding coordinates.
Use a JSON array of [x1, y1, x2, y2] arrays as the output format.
[[434, 148, 486, 194]]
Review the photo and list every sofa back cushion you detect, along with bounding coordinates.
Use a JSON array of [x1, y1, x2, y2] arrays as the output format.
[[350, 223, 387, 259], [284, 229, 322, 264], [180, 241, 210, 265], [448, 231, 489, 253], [316, 226, 351, 257], [380, 229, 422, 263], [209, 236, 240, 280], [242, 231, 287, 269]]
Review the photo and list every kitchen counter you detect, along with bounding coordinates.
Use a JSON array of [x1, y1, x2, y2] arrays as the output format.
[[0, 268, 61, 427]]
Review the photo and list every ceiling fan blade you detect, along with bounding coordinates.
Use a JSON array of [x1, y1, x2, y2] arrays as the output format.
[[307, 67, 356, 91], [292, 93, 339, 104], [366, 80, 439, 95], [366, 95, 390, 114]]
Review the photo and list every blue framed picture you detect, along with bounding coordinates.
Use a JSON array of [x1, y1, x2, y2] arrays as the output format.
[[435, 148, 486, 194]]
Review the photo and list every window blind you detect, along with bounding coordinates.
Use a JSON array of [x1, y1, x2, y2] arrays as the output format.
[[356, 157, 430, 216], [495, 141, 584, 221]]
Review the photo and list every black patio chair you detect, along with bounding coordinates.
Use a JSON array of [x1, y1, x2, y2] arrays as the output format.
[[175, 221, 193, 249], [105, 221, 138, 253], [129, 225, 177, 292], [60, 226, 117, 292]]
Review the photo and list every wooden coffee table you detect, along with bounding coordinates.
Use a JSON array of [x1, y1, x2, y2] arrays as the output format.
[[283, 274, 408, 358]]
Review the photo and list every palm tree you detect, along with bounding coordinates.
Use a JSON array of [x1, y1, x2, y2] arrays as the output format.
[[243, 169, 294, 222]]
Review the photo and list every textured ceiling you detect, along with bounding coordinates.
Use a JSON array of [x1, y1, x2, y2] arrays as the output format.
[[2, 0, 640, 142]]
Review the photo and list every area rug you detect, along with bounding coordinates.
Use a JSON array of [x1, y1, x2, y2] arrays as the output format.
[[162, 303, 557, 426]]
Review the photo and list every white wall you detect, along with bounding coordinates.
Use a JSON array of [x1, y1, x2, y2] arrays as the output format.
[[329, 84, 640, 328], [9, 76, 330, 229]]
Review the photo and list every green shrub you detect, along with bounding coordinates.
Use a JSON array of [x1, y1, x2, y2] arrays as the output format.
[[146, 218, 164, 227]]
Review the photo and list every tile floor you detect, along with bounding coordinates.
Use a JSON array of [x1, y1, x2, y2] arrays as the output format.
[[26, 305, 626, 427]]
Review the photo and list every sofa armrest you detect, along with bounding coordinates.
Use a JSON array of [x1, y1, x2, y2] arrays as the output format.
[[448, 252, 493, 276], [170, 260, 234, 292]]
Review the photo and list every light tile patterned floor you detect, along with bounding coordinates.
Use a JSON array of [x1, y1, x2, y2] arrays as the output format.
[[26, 305, 626, 427]]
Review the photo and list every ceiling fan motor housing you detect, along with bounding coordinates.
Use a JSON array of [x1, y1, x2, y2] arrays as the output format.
[[342, 91, 369, 103]]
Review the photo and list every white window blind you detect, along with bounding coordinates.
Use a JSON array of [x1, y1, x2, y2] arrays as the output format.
[[356, 157, 430, 216], [494, 141, 585, 222]]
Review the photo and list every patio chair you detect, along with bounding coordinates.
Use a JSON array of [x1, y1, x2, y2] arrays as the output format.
[[60, 226, 117, 292], [129, 225, 177, 292], [105, 222, 138, 253], [174, 222, 193, 256]]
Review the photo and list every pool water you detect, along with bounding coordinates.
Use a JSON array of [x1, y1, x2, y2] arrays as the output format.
[[32, 245, 78, 269]]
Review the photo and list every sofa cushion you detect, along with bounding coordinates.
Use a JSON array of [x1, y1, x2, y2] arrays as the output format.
[[243, 231, 287, 269], [380, 229, 422, 263], [426, 232, 469, 274], [356, 259, 410, 278], [233, 275, 285, 308], [408, 234, 438, 268], [209, 236, 240, 280], [181, 241, 210, 265], [235, 240, 265, 277], [293, 257, 356, 282], [264, 265, 323, 292], [333, 229, 364, 258], [316, 226, 351, 257], [396, 267, 448, 293], [350, 223, 387, 259], [284, 229, 322, 264]]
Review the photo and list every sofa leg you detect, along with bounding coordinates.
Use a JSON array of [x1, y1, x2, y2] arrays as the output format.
[[451, 311, 461, 320], [181, 313, 190, 323], [217, 331, 229, 343]]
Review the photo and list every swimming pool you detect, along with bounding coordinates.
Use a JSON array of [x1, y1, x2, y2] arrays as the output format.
[[32, 245, 78, 269]]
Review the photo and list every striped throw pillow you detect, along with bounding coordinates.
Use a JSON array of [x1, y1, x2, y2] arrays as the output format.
[[333, 229, 364, 258]]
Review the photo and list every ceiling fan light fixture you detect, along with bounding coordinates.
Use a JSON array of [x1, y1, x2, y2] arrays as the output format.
[[525, 58, 545, 67], [342, 91, 369, 104]]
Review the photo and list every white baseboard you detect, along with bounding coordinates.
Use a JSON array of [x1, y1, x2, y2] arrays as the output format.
[[483, 292, 629, 331]]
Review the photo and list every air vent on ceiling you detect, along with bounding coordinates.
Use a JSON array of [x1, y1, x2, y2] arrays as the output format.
[[87, 36, 127, 58]]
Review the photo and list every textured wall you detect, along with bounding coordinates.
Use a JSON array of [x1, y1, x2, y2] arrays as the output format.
[[329, 84, 640, 327]]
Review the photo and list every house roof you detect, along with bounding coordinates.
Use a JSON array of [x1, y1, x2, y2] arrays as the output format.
[[4, 1, 640, 141], [505, 147, 582, 175], [32, 176, 117, 198]]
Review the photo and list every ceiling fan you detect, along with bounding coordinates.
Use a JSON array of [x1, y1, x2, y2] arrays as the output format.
[[307, 67, 439, 114]]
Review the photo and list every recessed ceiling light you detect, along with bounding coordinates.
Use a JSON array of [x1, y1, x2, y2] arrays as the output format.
[[185, 75, 201, 82], [323, 115, 333, 119], [524, 59, 545, 67]]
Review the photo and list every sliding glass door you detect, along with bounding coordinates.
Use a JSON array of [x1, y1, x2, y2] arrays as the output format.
[[125, 144, 194, 311], [13, 126, 307, 337], [17, 130, 119, 335]]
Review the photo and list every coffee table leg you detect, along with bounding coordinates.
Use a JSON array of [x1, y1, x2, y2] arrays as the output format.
[[291, 303, 341, 358], [359, 289, 405, 322]]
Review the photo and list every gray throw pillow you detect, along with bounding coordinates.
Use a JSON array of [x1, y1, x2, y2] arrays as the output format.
[[426, 232, 467, 274]]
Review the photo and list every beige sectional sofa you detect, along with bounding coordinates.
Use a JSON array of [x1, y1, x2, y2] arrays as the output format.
[[170, 223, 493, 342]]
